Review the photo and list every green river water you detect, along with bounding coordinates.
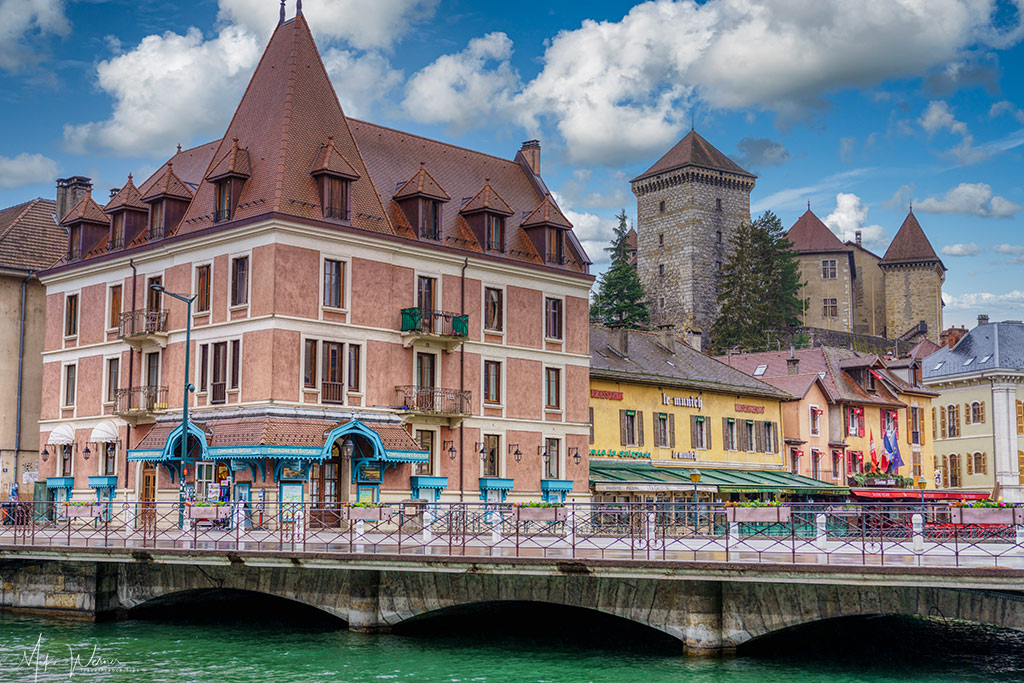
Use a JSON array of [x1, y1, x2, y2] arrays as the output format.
[[1, 600, 1023, 682]]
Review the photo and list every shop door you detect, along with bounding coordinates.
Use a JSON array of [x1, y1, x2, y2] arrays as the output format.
[[140, 464, 157, 526], [310, 457, 345, 527], [234, 483, 252, 529], [33, 481, 48, 521]]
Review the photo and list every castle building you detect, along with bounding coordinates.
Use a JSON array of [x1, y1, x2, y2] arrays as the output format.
[[630, 131, 755, 335], [878, 211, 946, 343], [785, 208, 856, 332]]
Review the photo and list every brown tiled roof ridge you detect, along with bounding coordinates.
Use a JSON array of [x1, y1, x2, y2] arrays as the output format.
[[208, 137, 252, 179], [141, 163, 193, 201], [881, 210, 944, 267], [521, 192, 573, 229], [393, 161, 450, 201], [786, 208, 849, 253], [61, 194, 107, 226], [460, 177, 514, 215], [104, 175, 147, 212], [347, 117, 527, 168], [310, 135, 361, 180], [0, 199, 41, 243]]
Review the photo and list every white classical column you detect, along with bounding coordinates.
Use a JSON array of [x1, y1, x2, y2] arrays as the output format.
[[991, 381, 1022, 503]]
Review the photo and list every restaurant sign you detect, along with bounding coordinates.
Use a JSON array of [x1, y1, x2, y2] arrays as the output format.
[[590, 448, 651, 459], [662, 393, 702, 409], [591, 389, 624, 400], [735, 403, 765, 414]]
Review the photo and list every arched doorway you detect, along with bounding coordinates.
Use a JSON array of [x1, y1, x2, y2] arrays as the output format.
[[310, 440, 348, 527]]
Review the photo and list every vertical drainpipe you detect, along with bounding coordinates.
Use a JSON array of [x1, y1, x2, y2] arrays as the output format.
[[459, 257, 468, 502], [126, 259, 137, 490], [14, 272, 32, 494]]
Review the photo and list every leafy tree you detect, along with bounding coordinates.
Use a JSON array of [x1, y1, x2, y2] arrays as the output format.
[[592, 210, 650, 329], [710, 210, 802, 353]]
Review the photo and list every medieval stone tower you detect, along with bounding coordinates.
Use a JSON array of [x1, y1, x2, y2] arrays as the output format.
[[631, 130, 755, 336], [878, 210, 946, 343]]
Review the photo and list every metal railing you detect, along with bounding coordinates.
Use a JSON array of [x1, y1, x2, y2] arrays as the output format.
[[396, 386, 471, 415], [5, 502, 1024, 569], [118, 309, 168, 338], [322, 381, 345, 404], [210, 381, 227, 405], [148, 225, 166, 240], [324, 206, 349, 220], [114, 386, 168, 414], [66, 248, 81, 262], [400, 308, 469, 337], [108, 236, 124, 251]]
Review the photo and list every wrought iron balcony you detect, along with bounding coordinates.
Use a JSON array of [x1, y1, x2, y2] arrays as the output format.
[[396, 386, 471, 426], [113, 386, 168, 423], [118, 309, 169, 349], [66, 248, 81, 262], [399, 308, 469, 352], [324, 206, 349, 220], [148, 225, 166, 241], [109, 236, 124, 251]]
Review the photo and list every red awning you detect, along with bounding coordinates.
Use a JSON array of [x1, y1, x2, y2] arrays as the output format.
[[851, 489, 992, 501]]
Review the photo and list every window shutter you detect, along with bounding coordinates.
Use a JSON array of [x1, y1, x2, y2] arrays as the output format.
[[772, 422, 779, 453], [964, 403, 971, 425], [980, 401, 985, 424], [706, 418, 712, 450], [1018, 401, 1024, 435], [619, 410, 627, 446], [967, 452, 973, 476], [589, 407, 594, 444], [880, 408, 886, 434], [932, 407, 936, 440], [906, 409, 912, 441], [858, 415, 864, 438], [738, 421, 747, 452], [981, 452, 987, 475], [755, 422, 765, 452], [942, 457, 949, 488], [940, 407, 947, 438], [722, 418, 729, 450], [920, 408, 925, 446], [690, 416, 697, 449], [637, 411, 644, 447], [955, 404, 961, 432], [669, 414, 676, 448]]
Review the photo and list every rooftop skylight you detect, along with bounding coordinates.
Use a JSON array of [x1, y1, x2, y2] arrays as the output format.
[[980, 355, 992, 363], [963, 357, 974, 366], [753, 364, 767, 376]]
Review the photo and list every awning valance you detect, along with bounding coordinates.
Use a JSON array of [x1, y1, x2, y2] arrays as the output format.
[[47, 423, 75, 445], [90, 420, 119, 443]]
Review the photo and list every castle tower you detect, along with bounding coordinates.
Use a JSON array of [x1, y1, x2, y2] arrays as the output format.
[[630, 130, 755, 335], [878, 210, 945, 343]]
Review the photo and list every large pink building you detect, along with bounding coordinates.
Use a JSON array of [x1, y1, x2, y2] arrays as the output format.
[[36, 7, 592, 512]]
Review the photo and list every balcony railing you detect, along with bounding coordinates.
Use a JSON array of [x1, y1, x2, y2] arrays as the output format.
[[324, 206, 349, 220], [114, 386, 168, 415], [400, 308, 469, 337], [148, 225, 166, 241], [66, 248, 81, 262], [109, 236, 124, 251], [118, 309, 168, 340], [211, 382, 227, 405], [396, 386, 471, 416], [322, 381, 345, 404]]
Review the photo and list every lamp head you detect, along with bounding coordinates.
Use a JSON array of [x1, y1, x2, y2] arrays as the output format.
[[150, 283, 165, 293], [341, 435, 355, 459], [689, 469, 701, 484], [447, 444, 457, 460]]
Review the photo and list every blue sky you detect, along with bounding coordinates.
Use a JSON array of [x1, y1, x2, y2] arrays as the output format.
[[2, 0, 1024, 329]]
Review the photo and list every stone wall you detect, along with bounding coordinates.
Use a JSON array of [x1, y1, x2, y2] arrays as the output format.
[[850, 245, 885, 336], [796, 252, 853, 331], [882, 263, 944, 343]]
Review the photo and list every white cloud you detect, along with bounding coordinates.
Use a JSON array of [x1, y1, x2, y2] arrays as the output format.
[[751, 167, 874, 213], [0, 0, 69, 72], [823, 192, 886, 249], [401, 33, 520, 133], [733, 137, 789, 168], [217, 0, 438, 50], [940, 243, 982, 257], [0, 152, 60, 189], [323, 49, 402, 119], [882, 183, 913, 211], [919, 100, 988, 164], [916, 182, 1022, 218], [994, 244, 1024, 263], [990, 100, 1024, 123], [943, 290, 1024, 310], [839, 137, 856, 162]]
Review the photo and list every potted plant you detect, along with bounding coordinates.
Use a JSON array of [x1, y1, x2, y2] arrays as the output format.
[[515, 502, 567, 522], [344, 502, 395, 521], [186, 502, 230, 519], [949, 500, 1019, 525], [724, 500, 792, 523], [63, 501, 103, 518]]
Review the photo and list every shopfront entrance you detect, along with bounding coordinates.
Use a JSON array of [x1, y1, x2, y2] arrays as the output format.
[[141, 463, 156, 526], [310, 443, 347, 528]]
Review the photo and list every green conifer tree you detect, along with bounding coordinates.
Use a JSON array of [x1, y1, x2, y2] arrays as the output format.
[[592, 211, 650, 329]]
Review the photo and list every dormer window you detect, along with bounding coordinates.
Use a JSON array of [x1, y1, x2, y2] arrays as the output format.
[[69, 226, 81, 261], [486, 215, 504, 252], [149, 201, 164, 238], [324, 176, 349, 220], [546, 228, 564, 264], [422, 199, 441, 240], [215, 180, 233, 222], [207, 138, 251, 224], [310, 135, 359, 223], [110, 213, 125, 250], [865, 370, 876, 392]]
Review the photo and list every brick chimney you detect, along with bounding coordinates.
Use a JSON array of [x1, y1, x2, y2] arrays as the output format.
[[608, 327, 628, 357], [686, 330, 702, 352], [657, 324, 675, 353], [519, 140, 540, 175], [787, 346, 800, 375], [56, 176, 93, 221], [855, 230, 862, 247]]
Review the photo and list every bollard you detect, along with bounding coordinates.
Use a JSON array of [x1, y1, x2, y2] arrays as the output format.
[[1016, 523, 1024, 552], [912, 513, 924, 552], [564, 509, 575, 550], [490, 512, 501, 550], [815, 513, 827, 549], [356, 518, 365, 553], [728, 521, 739, 544], [422, 508, 433, 545]]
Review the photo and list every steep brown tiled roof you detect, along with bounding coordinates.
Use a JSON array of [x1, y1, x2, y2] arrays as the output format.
[[310, 135, 360, 179], [521, 192, 572, 229], [178, 15, 391, 235], [881, 211, 944, 268], [104, 175, 147, 212], [633, 130, 755, 182], [207, 138, 252, 180], [0, 198, 65, 271], [760, 373, 827, 401], [460, 178, 514, 216], [141, 164, 193, 202], [60, 194, 107, 226], [393, 162, 450, 201], [786, 209, 850, 253]]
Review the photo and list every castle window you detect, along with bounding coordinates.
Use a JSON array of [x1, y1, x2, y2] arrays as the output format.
[[715, 261, 722, 272], [822, 298, 838, 317], [821, 259, 837, 279], [715, 198, 722, 211], [716, 230, 722, 244], [659, 201, 665, 213], [658, 233, 664, 246], [659, 264, 665, 277]]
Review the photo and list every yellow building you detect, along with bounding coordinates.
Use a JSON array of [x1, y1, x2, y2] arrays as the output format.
[[589, 326, 846, 502]]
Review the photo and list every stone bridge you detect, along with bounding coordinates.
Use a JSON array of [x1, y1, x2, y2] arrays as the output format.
[[3, 546, 1024, 653]]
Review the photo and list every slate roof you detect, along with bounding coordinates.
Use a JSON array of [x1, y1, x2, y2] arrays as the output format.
[[632, 130, 755, 182], [760, 373, 829, 401], [923, 320, 1024, 380], [881, 211, 945, 269], [786, 209, 850, 254], [590, 325, 790, 400], [0, 198, 65, 271]]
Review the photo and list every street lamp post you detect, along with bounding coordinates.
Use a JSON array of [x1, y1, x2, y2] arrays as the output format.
[[689, 469, 701, 529], [917, 476, 927, 504], [150, 284, 196, 469]]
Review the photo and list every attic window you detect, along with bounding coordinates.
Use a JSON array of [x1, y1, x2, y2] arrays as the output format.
[[486, 215, 504, 252], [422, 199, 441, 239], [753, 364, 767, 377], [979, 355, 992, 363], [963, 357, 975, 366], [323, 176, 349, 220], [546, 228, 564, 264], [665, 360, 675, 367], [214, 180, 232, 222], [933, 361, 944, 370]]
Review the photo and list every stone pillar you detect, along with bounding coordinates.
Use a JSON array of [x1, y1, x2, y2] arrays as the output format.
[[992, 382, 1022, 503], [347, 570, 387, 633], [682, 580, 725, 655]]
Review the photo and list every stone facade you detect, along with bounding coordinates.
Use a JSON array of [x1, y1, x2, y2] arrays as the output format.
[[881, 262, 945, 342], [795, 251, 853, 331], [848, 241, 885, 336]]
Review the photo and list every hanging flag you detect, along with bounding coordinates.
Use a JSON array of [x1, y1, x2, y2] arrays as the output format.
[[889, 424, 905, 471], [870, 430, 878, 470], [880, 428, 892, 472]]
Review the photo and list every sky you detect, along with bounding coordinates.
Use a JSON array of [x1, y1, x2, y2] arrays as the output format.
[[1, 0, 1023, 330]]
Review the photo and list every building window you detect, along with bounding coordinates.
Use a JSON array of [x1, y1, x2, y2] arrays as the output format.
[[544, 437, 560, 479], [848, 407, 863, 437], [810, 406, 821, 436], [195, 265, 211, 313], [422, 199, 441, 240], [659, 264, 665, 277], [483, 360, 501, 404], [545, 367, 561, 410], [63, 364, 76, 407], [659, 201, 665, 213], [322, 342, 344, 403], [415, 430, 434, 476], [715, 198, 722, 211], [230, 339, 240, 390], [912, 450, 922, 478], [745, 421, 756, 451], [324, 177, 349, 220], [693, 416, 707, 449], [211, 342, 228, 404], [546, 228, 564, 264], [947, 404, 959, 438], [61, 444, 73, 477], [724, 418, 737, 450], [486, 215, 504, 252], [972, 452, 987, 475], [215, 180, 232, 222], [347, 344, 361, 393], [811, 449, 821, 479], [911, 407, 922, 446], [105, 358, 119, 404], [231, 256, 248, 306], [103, 442, 117, 476], [716, 230, 722, 243], [65, 294, 78, 336], [658, 233, 664, 246], [484, 287, 503, 332], [147, 276, 162, 311], [323, 259, 344, 309], [822, 298, 838, 318], [1018, 400, 1024, 435], [483, 433, 500, 477], [832, 451, 842, 479], [948, 453, 961, 487], [303, 339, 317, 388], [111, 212, 125, 250], [764, 422, 776, 453], [149, 200, 164, 237], [970, 401, 982, 424], [821, 259, 837, 279], [545, 298, 563, 340], [622, 411, 638, 446], [108, 285, 122, 330], [656, 413, 669, 447], [195, 462, 215, 500]]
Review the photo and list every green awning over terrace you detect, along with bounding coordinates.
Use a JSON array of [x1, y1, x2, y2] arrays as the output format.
[[590, 461, 848, 496]]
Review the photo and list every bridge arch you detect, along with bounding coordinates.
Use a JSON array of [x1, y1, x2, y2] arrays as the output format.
[[127, 587, 346, 625]]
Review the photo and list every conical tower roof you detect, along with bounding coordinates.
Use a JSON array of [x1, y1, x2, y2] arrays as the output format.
[[632, 130, 755, 183], [104, 175, 147, 213], [881, 211, 945, 270], [178, 13, 390, 234], [786, 208, 850, 253]]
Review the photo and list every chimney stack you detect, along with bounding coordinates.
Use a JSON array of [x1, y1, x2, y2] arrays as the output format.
[[787, 346, 800, 375], [657, 324, 675, 353], [686, 329, 702, 353], [855, 230, 862, 247], [609, 327, 629, 356], [978, 314, 989, 327], [519, 140, 541, 175], [56, 176, 93, 221], [109, 188, 120, 198]]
